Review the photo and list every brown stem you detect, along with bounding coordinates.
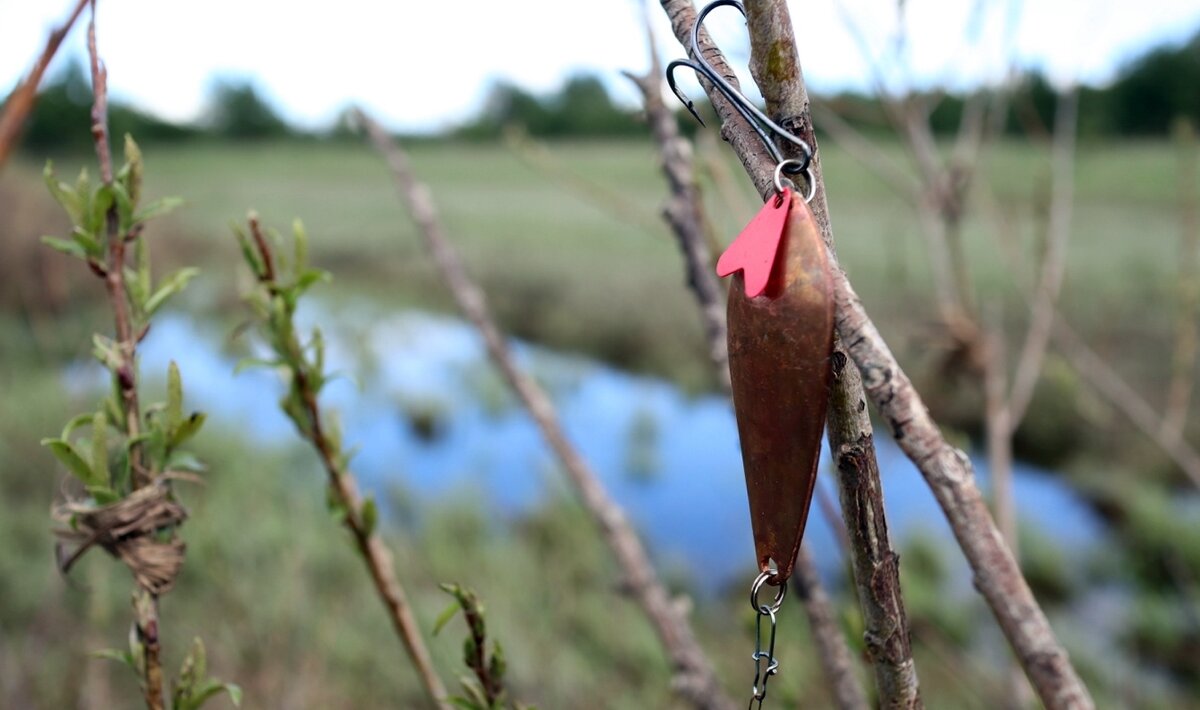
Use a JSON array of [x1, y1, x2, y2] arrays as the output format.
[[833, 266, 1092, 709], [1008, 90, 1078, 425], [245, 216, 450, 710], [827, 345, 921, 709], [628, 5, 864, 705], [1051, 318, 1200, 489], [359, 111, 734, 710], [793, 548, 870, 710], [86, 7, 160, 707], [504, 128, 667, 241], [741, 2, 923, 706], [1164, 118, 1199, 441], [0, 0, 89, 170], [658, 0, 1093, 706]]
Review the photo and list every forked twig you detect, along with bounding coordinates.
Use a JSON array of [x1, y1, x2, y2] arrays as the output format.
[[625, 6, 866, 705], [656, 0, 1092, 706], [359, 110, 735, 710]]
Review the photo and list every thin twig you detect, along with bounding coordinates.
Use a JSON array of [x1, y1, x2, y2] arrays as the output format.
[[503, 128, 668, 241], [793, 548, 870, 710], [623, 2, 730, 395], [627, 6, 865, 706], [86, 7, 162, 707], [1007, 90, 1079, 424], [657, 0, 1093, 706], [0, 0, 89, 170], [1051, 318, 1200, 489], [1164, 119, 1199, 441], [245, 216, 450, 710], [359, 110, 735, 710]]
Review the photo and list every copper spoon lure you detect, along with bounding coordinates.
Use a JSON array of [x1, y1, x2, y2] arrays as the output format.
[[718, 166, 835, 583]]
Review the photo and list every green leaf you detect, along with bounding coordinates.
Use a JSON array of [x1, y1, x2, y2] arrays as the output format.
[[122, 134, 143, 205], [43, 161, 85, 224], [61, 412, 97, 441], [169, 412, 206, 450], [92, 334, 122, 370], [111, 180, 134, 234], [293, 268, 330, 296], [134, 196, 183, 224], [40, 236, 88, 260], [135, 235, 152, 306], [233, 224, 264, 279], [233, 357, 282, 374], [188, 680, 242, 709], [71, 225, 103, 255], [91, 648, 135, 668], [167, 361, 183, 432], [87, 184, 115, 237], [42, 438, 103, 487], [90, 412, 109, 487], [360, 496, 378, 536], [293, 219, 308, 272], [166, 450, 206, 473], [433, 600, 462, 637], [144, 267, 199, 316], [87, 486, 120, 505]]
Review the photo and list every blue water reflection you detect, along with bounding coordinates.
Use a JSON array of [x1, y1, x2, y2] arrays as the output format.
[[127, 307, 1105, 592]]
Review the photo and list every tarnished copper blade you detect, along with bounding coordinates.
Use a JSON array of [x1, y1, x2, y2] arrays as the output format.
[[726, 197, 835, 582]]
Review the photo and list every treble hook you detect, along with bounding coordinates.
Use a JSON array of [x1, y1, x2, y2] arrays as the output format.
[[666, 0, 813, 186]]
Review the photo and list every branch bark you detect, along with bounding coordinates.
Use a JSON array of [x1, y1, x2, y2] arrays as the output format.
[[359, 110, 735, 710], [0, 0, 89, 170], [793, 548, 870, 710], [246, 216, 450, 710], [86, 8, 161, 707], [657, 0, 1092, 706], [626, 7, 864, 705]]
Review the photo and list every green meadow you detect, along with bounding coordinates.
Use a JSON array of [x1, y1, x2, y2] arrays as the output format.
[[1, 136, 1196, 707]]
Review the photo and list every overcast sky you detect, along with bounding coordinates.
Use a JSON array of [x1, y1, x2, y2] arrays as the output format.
[[2, 0, 1199, 133]]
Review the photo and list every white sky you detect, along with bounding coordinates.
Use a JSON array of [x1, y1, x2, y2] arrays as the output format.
[[2, 0, 1199, 133]]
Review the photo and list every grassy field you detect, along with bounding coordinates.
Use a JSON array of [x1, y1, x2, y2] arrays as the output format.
[[1, 137, 1197, 707]]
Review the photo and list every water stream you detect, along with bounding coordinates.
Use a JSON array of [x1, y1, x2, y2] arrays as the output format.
[[80, 305, 1107, 593]]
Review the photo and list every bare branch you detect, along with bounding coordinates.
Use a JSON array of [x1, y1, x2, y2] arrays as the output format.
[[1164, 119, 1199, 441], [793, 548, 871, 710], [656, 0, 1094, 705], [359, 110, 735, 710], [503, 128, 667, 241], [1052, 318, 1200, 489], [810, 102, 922, 200], [0, 0, 89, 170], [623, 8, 730, 396], [628, 5, 863, 704], [1008, 90, 1078, 424]]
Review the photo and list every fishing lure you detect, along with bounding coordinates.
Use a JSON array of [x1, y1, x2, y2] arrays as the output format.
[[719, 171, 834, 586], [667, 1, 836, 706]]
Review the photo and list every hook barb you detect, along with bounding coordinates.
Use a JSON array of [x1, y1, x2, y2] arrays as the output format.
[[666, 0, 813, 177]]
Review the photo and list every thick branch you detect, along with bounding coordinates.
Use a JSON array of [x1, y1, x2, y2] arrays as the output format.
[[359, 111, 735, 710], [628, 7, 863, 704], [658, 0, 1092, 706], [0, 0, 89, 170], [742, 2, 923, 706]]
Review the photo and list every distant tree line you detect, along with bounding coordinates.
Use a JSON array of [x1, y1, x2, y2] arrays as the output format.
[[9, 28, 1199, 148]]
